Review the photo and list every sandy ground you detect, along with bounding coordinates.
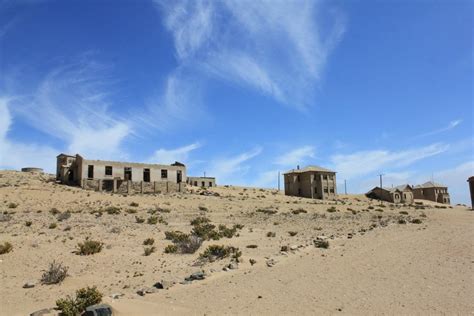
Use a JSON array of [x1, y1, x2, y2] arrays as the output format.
[[0, 171, 473, 315]]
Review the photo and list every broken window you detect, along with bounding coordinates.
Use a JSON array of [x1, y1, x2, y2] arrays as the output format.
[[105, 166, 112, 176], [194, 181, 197, 186], [209, 182, 212, 187], [161, 169, 168, 179], [143, 168, 150, 182], [87, 165, 94, 179], [201, 181, 205, 187], [324, 187, 328, 193], [124, 167, 132, 181], [323, 175, 328, 180], [177, 170, 182, 183], [330, 188, 334, 193]]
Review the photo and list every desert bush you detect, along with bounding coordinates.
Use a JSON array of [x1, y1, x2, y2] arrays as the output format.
[[192, 222, 219, 240], [198, 206, 208, 212], [104, 206, 120, 215], [77, 239, 103, 255], [199, 245, 241, 261], [41, 260, 68, 284], [144, 246, 156, 256], [280, 245, 289, 252], [411, 218, 422, 224], [130, 202, 139, 207], [266, 231, 276, 237], [57, 211, 71, 221], [146, 216, 157, 225], [375, 208, 384, 212], [326, 206, 337, 213], [246, 244, 258, 249], [135, 216, 145, 223], [164, 244, 178, 253], [25, 221, 32, 227], [50, 207, 61, 215], [190, 216, 211, 226], [125, 208, 137, 214], [288, 231, 298, 236], [49, 223, 57, 229], [397, 218, 407, 224], [143, 238, 155, 246], [314, 239, 329, 249], [368, 206, 374, 210], [165, 231, 189, 243], [176, 235, 203, 254], [218, 224, 238, 238], [0, 242, 13, 254], [256, 208, 277, 215], [8, 202, 18, 209], [292, 208, 307, 215], [420, 212, 427, 218], [399, 211, 409, 215], [56, 286, 102, 316]]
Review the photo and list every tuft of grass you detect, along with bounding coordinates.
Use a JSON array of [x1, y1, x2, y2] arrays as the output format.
[[104, 206, 121, 215], [0, 242, 13, 254], [292, 208, 307, 215], [135, 216, 145, 223], [8, 202, 18, 209], [326, 206, 337, 213], [130, 202, 139, 207], [368, 206, 374, 210], [25, 221, 32, 227], [256, 208, 277, 215], [266, 231, 276, 238], [314, 239, 329, 249], [399, 211, 409, 215], [143, 238, 155, 246], [288, 231, 298, 236], [49, 223, 58, 229], [125, 208, 137, 214], [411, 218, 422, 224], [374, 208, 384, 212], [50, 207, 60, 215], [164, 244, 178, 253], [77, 239, 103, 255], [56, 286, 102, 316], [144, 246, 156, 256], [165, 231, 189, 243], [41, 260, 68, 284], [198, 206, 209, 212], [246, 244, 258, 249]]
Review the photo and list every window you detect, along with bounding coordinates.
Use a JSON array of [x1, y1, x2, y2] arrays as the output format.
[[297, 175, 300, 182], [87, 165, 94, 179], [330, 188, 334, 193], [201, 181, 205, 187], [143, 168, 150, 182], [194, 181, 197, 186], [124, 167, 132, 181], [314, 187, 317, 194], [105, 166, 112, 176], [323, 175, 328, 180], [161, 169, 168, 179], [209, 182, 212, 187], [177, 170, 182, 183], [324, 187, 328, 193], [394, 194, 399, 199]]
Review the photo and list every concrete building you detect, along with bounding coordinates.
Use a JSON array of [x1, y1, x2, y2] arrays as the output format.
[[413, 181, 450, 204], [56, 154, 186, 194], [366, 185, 414, 204], [187, 176, 216, 188], [468, 176, 474, 210], [284, 165, 337, 200]]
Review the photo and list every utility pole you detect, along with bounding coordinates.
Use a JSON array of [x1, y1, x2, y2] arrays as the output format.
[[379, 174, 384, 188], [278, 171, 280, 191], [344, 179, 347, 195], [204, 171, 206, 177]]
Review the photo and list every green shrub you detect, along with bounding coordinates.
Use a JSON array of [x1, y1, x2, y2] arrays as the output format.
[[56, 286, 102, 316], [199, 245, 241, 261], [326, 207, 337, 213], [368, 206, 374, 210], [104, 206, 120, 215], [147, 216, 158, 225], [144, 246, 156, 256], [143, 238, 154, 246], [192, 222, 219, 240], [398, 218, 407, 224], [165, 231, 188, 242], [246, 244, 258, 249], [125, 208, 137, 214], [0, 242, 13, 254], [77, 239, 103, 255], [49, 223, 57, 229], [164, 244, 178, 253], [8, 202, 18, 209], [175, 235, 202, 254], [190, 216, 211, 226]]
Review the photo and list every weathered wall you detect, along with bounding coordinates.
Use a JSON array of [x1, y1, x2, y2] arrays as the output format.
[[81, 179, 186, 194], [187, 177, 216, 188], [284, 171, 337, 200]]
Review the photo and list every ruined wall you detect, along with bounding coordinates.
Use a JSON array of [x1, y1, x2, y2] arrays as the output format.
[[81, 179, 185, 194]]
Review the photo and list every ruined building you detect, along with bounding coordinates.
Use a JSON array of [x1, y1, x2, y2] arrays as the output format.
[[186, 176, 216, 188], [366, 185, 414, 204], [284, 165, 337, 200], [56, 154, 186, 194], [413, 181, 450, 204]]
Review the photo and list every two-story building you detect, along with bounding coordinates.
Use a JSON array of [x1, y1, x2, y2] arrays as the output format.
[[283, 165, 337, 200]]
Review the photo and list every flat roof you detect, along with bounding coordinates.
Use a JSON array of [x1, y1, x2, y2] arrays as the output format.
[[284, 165, 335, 174]]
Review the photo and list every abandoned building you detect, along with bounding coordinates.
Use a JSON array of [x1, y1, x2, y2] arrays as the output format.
[[186, 176, 216, 188], [56, 154, 186, 194], [366, 185, 414, 204], [284, 165, 337, 200], [413, 181, 450, 204]]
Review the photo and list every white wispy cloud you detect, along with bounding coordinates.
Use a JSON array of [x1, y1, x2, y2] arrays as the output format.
[[208, 147, 262, 185], [414, 119, 462, 139], [331, 143, 450, 180], [0, 97, 58, 172], [10, 58, 131, 160], [157, 0, 345, 109], [274, 145, 316, 167], [148, 142, 201, 164]]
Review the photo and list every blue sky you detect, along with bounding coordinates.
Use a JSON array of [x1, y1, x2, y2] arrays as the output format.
[[0, 0, 472, 204]]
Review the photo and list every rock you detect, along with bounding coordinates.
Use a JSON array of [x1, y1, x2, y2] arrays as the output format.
[[290, 245, 298, 251], [347, 233, 353, 239], [266, 259, 277, 267], [316, 235, 328, 241], [110, 293, 123, 300], [23, 281, 36, 288], [136, 287, 158, 296], [30, 308, 59, 316], [185, 271, 206, 282], [249, 258, 257, 266]]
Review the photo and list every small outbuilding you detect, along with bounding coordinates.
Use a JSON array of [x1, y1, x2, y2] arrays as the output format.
[[186, 176, 216, 188], [366, 184, 414, 204]]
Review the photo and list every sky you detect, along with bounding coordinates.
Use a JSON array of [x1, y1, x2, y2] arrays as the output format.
[[0, 0, 473, 204]]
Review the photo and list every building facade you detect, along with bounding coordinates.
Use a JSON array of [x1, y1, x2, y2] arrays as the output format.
[[56, 154, 186, 193], [284, 165, 337, 200], [366, 185, 414, 204], [413, 181, 450, 204], [186, 176, 216, 188]]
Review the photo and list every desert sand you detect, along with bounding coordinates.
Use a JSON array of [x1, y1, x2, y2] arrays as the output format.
[[0, 170, 473, 315]]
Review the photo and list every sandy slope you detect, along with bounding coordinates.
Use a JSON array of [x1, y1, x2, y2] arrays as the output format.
[[0, 171, 472, 315]]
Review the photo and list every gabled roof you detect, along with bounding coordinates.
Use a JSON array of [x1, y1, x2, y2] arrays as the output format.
[[414, 181, 446, 189], [56, 153, 76, 158], [284, 165, 335, 174], [388, 184, 412, 192]]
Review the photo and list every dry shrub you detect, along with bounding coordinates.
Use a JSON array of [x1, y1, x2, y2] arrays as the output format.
[[0, 242, 13, 254], [56, 286, 102, 316], [41, 260, 68, 284], [77, 239, 103, 255]]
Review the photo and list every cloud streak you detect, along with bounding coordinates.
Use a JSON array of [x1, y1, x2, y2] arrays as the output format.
[[148, 142, 201, 164], [414, 119, 462, 139], [208, 147, 262, 185], [274, 145, 316, 167]]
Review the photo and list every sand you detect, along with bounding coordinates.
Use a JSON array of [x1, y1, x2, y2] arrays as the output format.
[[0, 170, 472, 315]]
